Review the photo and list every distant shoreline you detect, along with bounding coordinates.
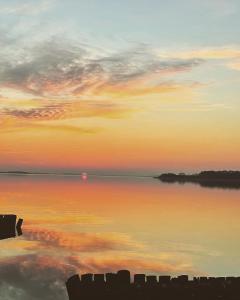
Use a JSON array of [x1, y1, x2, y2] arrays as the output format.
[[0, 171, 152, 178], [2, 171, 240, 188], [155, 171, 240, 189]]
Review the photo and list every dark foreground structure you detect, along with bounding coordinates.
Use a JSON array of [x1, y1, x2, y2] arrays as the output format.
[[156, 171, 240, 189], [0, 214, 23, 240], [66, 270, 240, 300]]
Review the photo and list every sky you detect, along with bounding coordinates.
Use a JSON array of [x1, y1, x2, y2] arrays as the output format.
[[0, 0, 240, 172]]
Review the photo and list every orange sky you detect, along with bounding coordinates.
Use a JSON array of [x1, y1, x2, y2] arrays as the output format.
[[1, 39, 240, 172]]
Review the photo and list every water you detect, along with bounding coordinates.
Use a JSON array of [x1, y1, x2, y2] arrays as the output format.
[[0, 175, 240, 299]]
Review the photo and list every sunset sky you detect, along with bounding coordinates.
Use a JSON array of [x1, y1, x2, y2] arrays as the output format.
[[0, 0, 240, 172], [1, 3, 240, 299]]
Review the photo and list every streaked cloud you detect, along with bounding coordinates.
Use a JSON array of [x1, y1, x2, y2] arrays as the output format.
[[227, 60, 240, 70], [0, 36, 202, 100], [160, 47, 240, 60], [0, 35, 204, 127], [156, 46, 240, 73], [2, 101, 133, 121], [0, 122, 102, 134]]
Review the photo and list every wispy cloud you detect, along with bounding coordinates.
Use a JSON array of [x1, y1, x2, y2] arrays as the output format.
[[0, 38, 202, 99], [0, 0, 56, 15], [159, 46, 240, 60], [0, 35, 204, 127], [227, 60, 240, 70], [3, 28, 237, 127], [2, 101, 133, 121], [156, 46, 240, 73], [0, 99, 132, 133]]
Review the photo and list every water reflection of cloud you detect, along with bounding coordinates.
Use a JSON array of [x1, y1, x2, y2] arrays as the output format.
[[26, 214, 109, 226], [0, 254, 73, 300], [23, 227, 144, 252], [0, 253, 197, 300], [69, 255, 196, 275]]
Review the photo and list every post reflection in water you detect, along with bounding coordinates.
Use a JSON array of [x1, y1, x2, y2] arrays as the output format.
[[0, 215, 23, 240], [0, 175, 240, 299]]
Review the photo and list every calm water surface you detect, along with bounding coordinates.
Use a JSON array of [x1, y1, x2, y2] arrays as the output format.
[[0, 175, 240, 299]]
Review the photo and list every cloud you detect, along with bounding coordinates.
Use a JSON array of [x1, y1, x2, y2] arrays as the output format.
[[156, 46, 240, 74], [3, 103, 68, 120], [95, 81, 201, 98], [2, 100, 133, 121], [0, 37, 202, 100], [23, 227, 143, 253], [0, 99, 132, 133], [0, 36, 203, 126], [0, 122, 102, 134], [0, 0, 56, 15], [0, 29, 216, 124], [153, 101, 231, 112], [157, 46, 240, 60], [0, 112, 103, 134], [227, 60, 240, 70]]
